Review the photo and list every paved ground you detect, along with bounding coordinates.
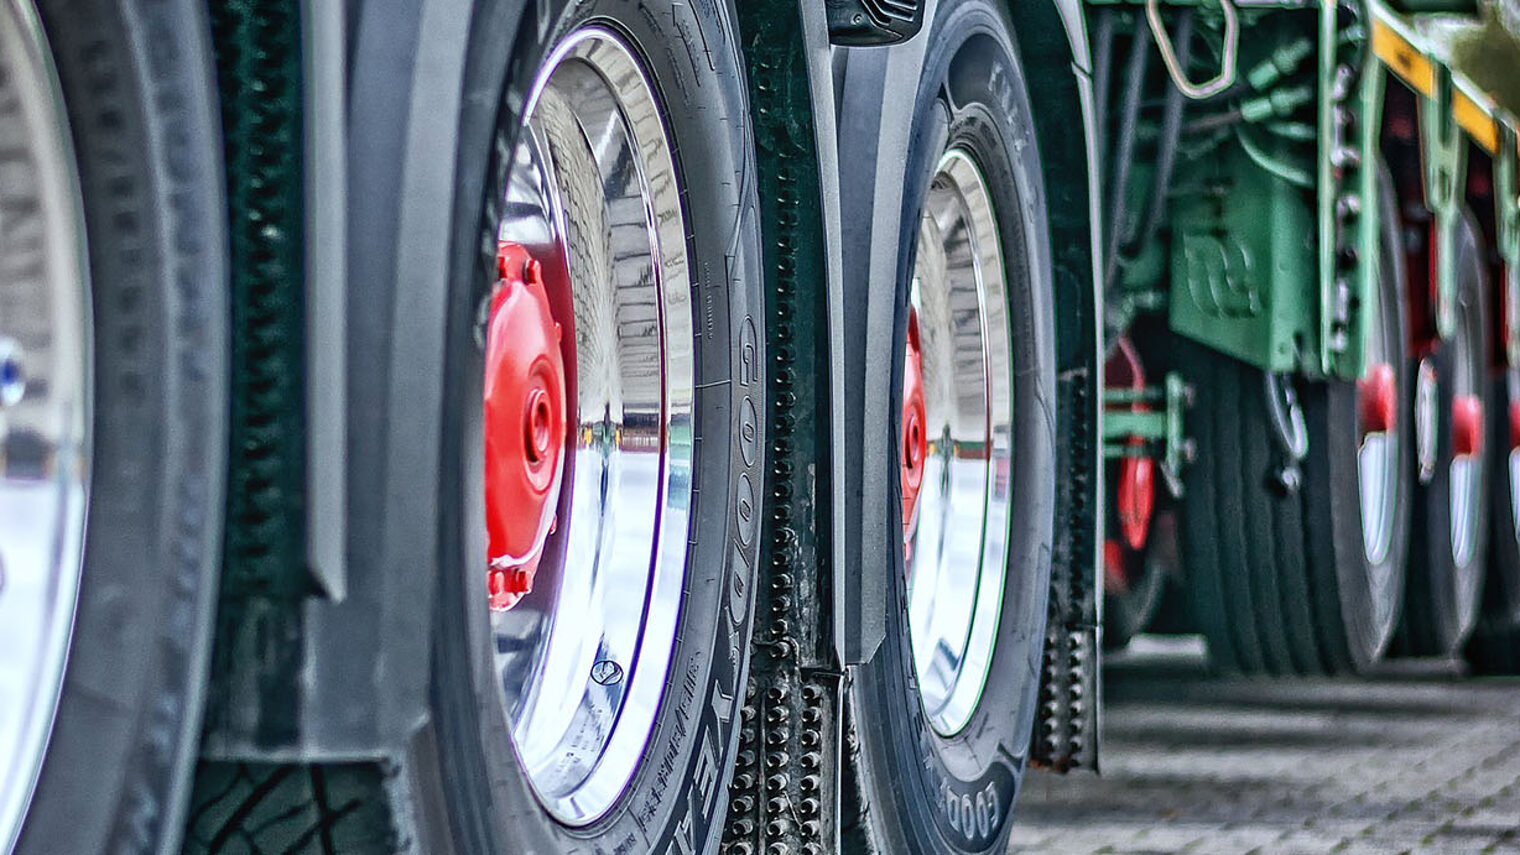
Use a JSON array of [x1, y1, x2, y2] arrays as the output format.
[[1010, 637, 1520, 855]]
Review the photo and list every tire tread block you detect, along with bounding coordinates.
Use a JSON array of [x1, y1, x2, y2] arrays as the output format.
[[182, 762, 398, 855], [1181, 344, 1373, 676]]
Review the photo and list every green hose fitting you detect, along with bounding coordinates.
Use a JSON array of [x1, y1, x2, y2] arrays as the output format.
[[1244, 38, 1314, 91], [1240, 85, 1315, 123]]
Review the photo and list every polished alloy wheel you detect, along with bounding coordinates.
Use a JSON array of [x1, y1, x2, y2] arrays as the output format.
[[902, 150, 1012, 737], [475, 27, 694, 826], [1449, 302, 1484, 568], [0, 2, 91, 848], [1357, 284, 1400, 566], [1508, 370, 1520, 543]]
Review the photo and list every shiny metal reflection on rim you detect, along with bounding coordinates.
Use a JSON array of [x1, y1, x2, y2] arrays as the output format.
[[1449, 303, 1482, 568], [1509, 370, 1520, 542], [478, 27, 694, 826], [0, 2, 92, 850], [1357, 285, 1399, 567], [905, 150, 1013, 737]]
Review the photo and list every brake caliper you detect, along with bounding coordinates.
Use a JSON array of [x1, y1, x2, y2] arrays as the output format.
[[484, 241, 567, 611]]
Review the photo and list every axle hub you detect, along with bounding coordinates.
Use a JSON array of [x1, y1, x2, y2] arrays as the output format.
[[1358, 362, 1397, 434], [1452, 393, 1483, 458], [484, 240, 566, 611], [901, 307, 928, 556]]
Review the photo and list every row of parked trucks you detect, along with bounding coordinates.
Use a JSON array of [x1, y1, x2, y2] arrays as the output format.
[[2, 0, 1518, 852]]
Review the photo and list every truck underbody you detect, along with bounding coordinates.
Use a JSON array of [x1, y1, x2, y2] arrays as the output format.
[[0, 0, 1515, 852]]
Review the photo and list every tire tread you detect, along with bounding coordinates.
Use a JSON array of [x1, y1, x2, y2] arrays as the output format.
[[183, 763, 398, 855]]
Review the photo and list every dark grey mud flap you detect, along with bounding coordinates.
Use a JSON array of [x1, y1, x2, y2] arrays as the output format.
[[1032, 368, 1102, 773], [722, 2, 849, 853]]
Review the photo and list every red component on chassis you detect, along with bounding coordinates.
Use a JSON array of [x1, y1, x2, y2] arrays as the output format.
[[1117, 455, 1155, 552], [901, 308, 928, 561], [1509, 399, 1520, 452], [1452, 393, 1483, 458], [1105, 338, 1156, 576], [1359, 362, 1397, 435], [1103, 539, 1130, 593], [485, 240, 567, 611]]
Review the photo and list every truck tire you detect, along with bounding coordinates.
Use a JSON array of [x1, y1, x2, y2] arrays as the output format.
[[3, 1, 227, 853], [1468, 312, 1520, 673], [1483, 365, 1520, 629], [1466, 616, 1520, 674], [1180, 164, 1411, 674], [408, 2, 764, 853], [1104, 509, 1176, 650], [182, 764, 396, 854], [842, 1, 1057, 851], [1401, 213, 1491, 656]]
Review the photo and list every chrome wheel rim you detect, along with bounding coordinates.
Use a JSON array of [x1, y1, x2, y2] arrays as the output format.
[[1508, 371, 1520, 540], [1449, 300, 1482, 567], [1357, 284, 1399, 566], [0, 2, 91, 849], [478, 27, 693, 826], [904, 150, 1012, 737]]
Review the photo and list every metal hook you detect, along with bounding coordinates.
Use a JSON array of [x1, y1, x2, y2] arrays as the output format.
[[1146, 0, 1239, 100]]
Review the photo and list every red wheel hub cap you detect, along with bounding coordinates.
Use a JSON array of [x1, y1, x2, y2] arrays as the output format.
[[1358, 362, 1397, 435], [901, 308, 928, 561], [484, 241, 567, 611], [1509, 400, 1520, 452], [1452, 393, 1483, 458]]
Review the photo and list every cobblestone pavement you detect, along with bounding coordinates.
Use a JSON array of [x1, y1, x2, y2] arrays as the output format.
[[1010, 637, 1520, 854]]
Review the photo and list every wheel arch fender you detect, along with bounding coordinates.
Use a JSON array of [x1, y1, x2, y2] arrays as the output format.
[[202, 0, 537, 761]]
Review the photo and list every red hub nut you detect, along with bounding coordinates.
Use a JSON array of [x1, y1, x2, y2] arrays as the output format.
[[1358, 362, 1397, 435], [1452, 393, 1483, 458], [901, 309, 928, 561], [485, 241, 567, 611]]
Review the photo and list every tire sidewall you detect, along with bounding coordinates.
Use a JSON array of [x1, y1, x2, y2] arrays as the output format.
[[16, 1, 227, 852], [1485, 365, 1520, 624], [1409, 215, 1491, 652], [427, 1, 762, 852], [851, 0, 1056, 851], [1308, 164, 1413, 669]]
